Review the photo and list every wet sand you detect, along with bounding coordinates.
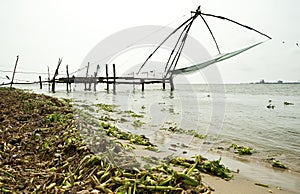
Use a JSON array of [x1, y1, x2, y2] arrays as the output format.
[[203, 173, 294, 194]]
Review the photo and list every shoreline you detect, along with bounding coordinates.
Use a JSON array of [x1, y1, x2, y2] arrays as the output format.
[[201, 152, 299, 193], [1, 86, 299, 193], [203, 173, 294, 194]]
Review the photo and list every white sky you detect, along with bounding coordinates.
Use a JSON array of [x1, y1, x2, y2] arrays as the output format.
[[0, 0, 299, 83]]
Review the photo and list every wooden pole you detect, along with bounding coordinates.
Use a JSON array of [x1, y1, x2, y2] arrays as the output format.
[[94, 65, 100, 91], [66, 65, 70, 92], [47, 66, 50, 91], [169, 76, 174, 91], [94, 72, 97, 91], [105, 64, 109, 91], [39, 76, 42, 89], [52, 58, 62, 93], [88, 75, 92, 91], [141, 79, 145, 91], [113, 64, 116, 92], [10, 55, 19, 89], [84, 62, 89, 90], [162, 78, 166, 90], [132, 72, 135, 91]]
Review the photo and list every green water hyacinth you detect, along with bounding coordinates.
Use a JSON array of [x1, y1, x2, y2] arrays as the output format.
[[229, 144, 253, 155]]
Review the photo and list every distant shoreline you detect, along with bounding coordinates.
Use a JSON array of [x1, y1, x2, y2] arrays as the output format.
[[251, 82, 300, 84]]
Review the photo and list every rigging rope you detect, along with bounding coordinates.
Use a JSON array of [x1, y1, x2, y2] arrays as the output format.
[[137, 7, 272, 75], [201, 13, 272, 40], [137, 15, 196, 74]]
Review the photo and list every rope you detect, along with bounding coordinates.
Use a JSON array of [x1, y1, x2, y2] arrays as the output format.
[[200, 14, 221, 54], [137, 15, 196, 74], [0, 69, 49, 75], [201, 12, 272, 40]]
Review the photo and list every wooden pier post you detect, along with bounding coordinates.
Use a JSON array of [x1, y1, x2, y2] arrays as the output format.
[[94, 65, 100, 91], [84, 62, 90, 91], [141, 79, 145, 91], [39, 76, 42, 89], [162, 78, 166, 90], [47, 66, 50, 91], [88, 75, 92, 91], [10, 55, 19, 89], [132, 72, 135, 91], [66, 65, 70, 92], [169, 77, 174, 91], [113, 64, 116, 92], [52, 58, 62, 93], [105, 64, 109, 91]]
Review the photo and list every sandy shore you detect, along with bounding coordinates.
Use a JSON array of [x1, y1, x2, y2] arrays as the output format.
[[203, 173, 294, 194]]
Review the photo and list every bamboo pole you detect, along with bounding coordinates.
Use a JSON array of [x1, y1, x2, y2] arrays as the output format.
[[113, 64, 116, 92], [141, 79, 145, 91], [47, 66, 50, 91], [52, 58, 62, 93], [84, 62, 90, 90], [88, 75, 92, 91], [94, 65, 100, 91], [106, 64, 109, 91], [169, 76, 174, 91], [66, 65, 70, 92], [10, 55, 19, 89], [39, 76, 42, 89]]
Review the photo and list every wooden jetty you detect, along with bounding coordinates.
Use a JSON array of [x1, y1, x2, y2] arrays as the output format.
[[55, 63, 173, 93]]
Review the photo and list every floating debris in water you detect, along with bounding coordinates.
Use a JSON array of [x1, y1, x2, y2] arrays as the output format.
[[272, 160, 287, 169], [284, 101, 294, 105], [255, 183, 269, 188], [229, 144, 253, 155], [266, 104, 275, 109]]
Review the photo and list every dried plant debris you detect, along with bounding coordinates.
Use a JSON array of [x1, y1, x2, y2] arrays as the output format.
[[0, 87, 232, 193], [255, 183, 269, 188]]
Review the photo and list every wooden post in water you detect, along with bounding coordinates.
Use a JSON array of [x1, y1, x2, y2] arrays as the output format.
[[84, 62, 90, 91], [94, 65, 100, 91], [162, 78, 166, 90], [113, 64, 116, 92], [88, 75, 92, 91], [132, 72, 135, 91], [47, 66, 50, 91], [52, 58, 62, 93], [39, 76, 42, 89], [105, 64, 109, 91], [10, 55, 19, 89], [169, 76, 174, 91], [141, 79, 145, 91], [66, 65, 70, 92]]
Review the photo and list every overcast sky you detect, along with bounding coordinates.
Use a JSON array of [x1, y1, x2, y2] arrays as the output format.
[[0, 0, 299, 83]]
